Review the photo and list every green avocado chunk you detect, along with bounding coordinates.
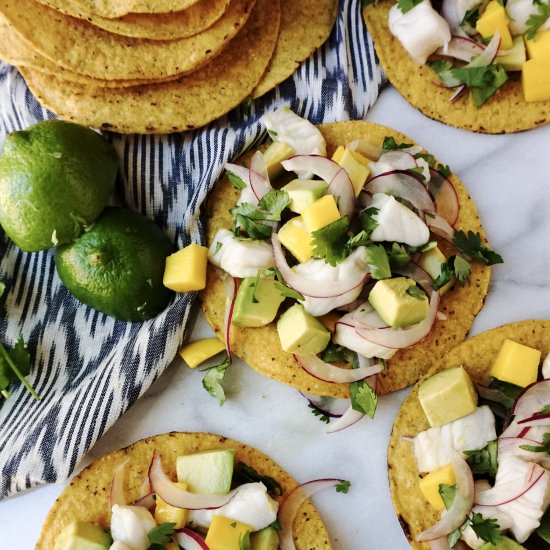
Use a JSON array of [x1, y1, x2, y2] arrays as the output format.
[[251, 526, 279, 550], [232, 275, 285, 327], [176, 449, 234, 494], [281, 178, 328, 214], [277, 303, 330, 356], [54, 520, 111, 550], [478, 535, 526, 550]]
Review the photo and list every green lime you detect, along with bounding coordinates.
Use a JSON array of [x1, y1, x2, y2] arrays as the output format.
[[55, 207, 174, 322], [0, 120, 118, 252]]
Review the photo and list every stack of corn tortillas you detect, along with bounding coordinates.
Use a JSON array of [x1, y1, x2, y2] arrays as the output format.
[[0, 0, 338, 133]]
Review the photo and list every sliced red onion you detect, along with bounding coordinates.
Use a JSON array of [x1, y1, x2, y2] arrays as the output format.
[[223, 276, 239, 357], [249, 151, 272, 201], [417, 452, 474, 541], [278, 479, 346, 550], [512, 379, 550, 420], [110, 458, 129, 508], [475, 463, 546, 506], [429, 537, 452, 550], [517, 413, 550, 428], [428, 168, 460, 226], [272, 233, 368, 298], [354, 291, 439, 349], [394, 261, 434, 297], [294, 354, 382, 383], [134, 493, 156, 510], [347, 139, 383, 161], [224, 163, 250, 185], [327, 167, 355, 218], [376, 150, 418, 171], [352, 305, 389, 329], [327, 404, 366, 434], [426, 213, 455, 242], [449, 85, 467, 103], [299, 391, 348, 418], [365, 170, 435, 213], [281, 155, 340, 183], [149, 452, 237, 510], [437, 36, 485, 62], [175, 529, 209, 550], [469, 31, 501, 68]]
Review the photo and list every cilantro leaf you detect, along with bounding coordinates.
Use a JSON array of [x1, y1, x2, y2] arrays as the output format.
[[488, 378, 523, 410], [520, 432, 550, 455], [406, 285, 427, 301], [387, 242, 411, 269], [258, 189, 290, 217], [308, 403, 331, 424], [311, 216, 350, 266], [537, 507, 550, 543], [226, 170, 246, 189], [0, 281, 5, 297], [539, 405, 550, 415], [464, 440, 498, 477], [450, 64, 509, 107], [321, 344, 348, 363], [336, 480, 351, 493], [239, 531, 252, 550], [437, 163, 452, 178], [359, 207, 379, 237], [453, 230, 503, 265], [350, 379, 377, 418], [148, 523, 176, 545], [0, 338, 38, 400], [364, 244, 391, 280], [234, 462, 283, 497], [461, 4, 481, 28], [439, 483, 457, 510], [432, 255, 471, 290], [526, 1, 550, 39], [347, 230, 372, 250], [273, 280, 304, 301], [202, 358, 230, 405], [382, 136, 414, 149], [469, 512, 501, 545]]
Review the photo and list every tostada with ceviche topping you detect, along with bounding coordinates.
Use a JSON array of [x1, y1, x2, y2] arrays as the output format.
[[362, 0, 550, 133], [37, 432, 348, 549], [197, 107, 501, 429], [388, 319, 550, 549]]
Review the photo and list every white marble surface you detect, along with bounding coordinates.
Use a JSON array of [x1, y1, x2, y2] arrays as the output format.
[[1, 86, 550, 549]]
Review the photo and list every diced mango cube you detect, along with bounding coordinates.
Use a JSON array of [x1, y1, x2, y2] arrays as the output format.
[[205, 516, 253, 550], [278, 216, 313, 263], [418, 246, 452, 296], [522, 55, 550, 101], [301, 194, 341, 232], [525, 28, 550, 60], [164, 543, 180, 550], [154, 482, 188, 528], [419, 464, 456, 511], [163, 244, 208, 292], [491, 339, 541, 387], [178, 338, 225, 368], [332, 146, 371, 197], [476, 1, 513, 50], [262, 142, 295, 180]]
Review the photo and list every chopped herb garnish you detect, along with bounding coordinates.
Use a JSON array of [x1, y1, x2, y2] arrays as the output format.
[[461, 4, 481, 28], [347, 230, 372, 249], [437, 163, 452, 178], [488, 378, 523, 410], [520, 432, 550, 455], [453, 230, 503, 265], [526, 0, 550, 39], [239, 531, 252, 550], [382, 136, 413, 150], [267, 129, 278, 138], [308, 402, 331, 424], [406, 285, 427, 300], [387, 242, 411, 269], [432, 255, 471, 290], [234, 462, 284, 497], [364, 244, 391, 280], [0, 336, 38, 400], [439, 483, 457, 510], [321, 343, 348, 363], [469, 512, 501, 545], [350, 378, 377, 418], [311, 216, 350, 266], [359, 207, 379, 237], [464, 440, 498, 477], [226, 170, 247, 189], [336, 480, 351, 493], [148, 523, 176, 545], [450, 64, 509, 107], [202, 357, 230, 405]]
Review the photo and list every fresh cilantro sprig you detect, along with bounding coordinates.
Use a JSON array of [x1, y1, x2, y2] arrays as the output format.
[[311, 216, 350, 266], [526, 1, 550, 40], [350, 378, 378, 418], [234, 462, 283, 497], [336, 480, 351, 493], [148, 523, 176, 545], [202, 357, 230, 405], [382, 136, 414, 150], [256, 268, 304, 301], [308, 403, 331, 424], [453, 230, 503, 265], [451, 64, 509, 107], [469, 512, 501, 545], [359, 207, 379, 237], [432, 255, 471, 291], [364, 244, 391, 280], [487, 378, 523, 410], [520, 432, 550, 455], [226, 170, 246, 189], [439, 483, 457, 509], [461, 5, 481, 28], [464, 440, 498, 477]]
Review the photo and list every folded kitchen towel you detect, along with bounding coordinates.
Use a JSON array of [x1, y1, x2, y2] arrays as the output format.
[[0, 0, 384, 499]]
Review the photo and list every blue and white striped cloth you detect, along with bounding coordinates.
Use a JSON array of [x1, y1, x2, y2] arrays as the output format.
[[0, 0, 384, 499]]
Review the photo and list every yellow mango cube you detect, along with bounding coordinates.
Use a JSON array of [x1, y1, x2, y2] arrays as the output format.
[[491, 339, 541, 387], [419, 464, 456, 511], [301, 194, 341, 232], [332, 146, 371, 197], [163, 244, 208, 292], [178, 338, 225, 368], [476, 1, 513, 50], [154, 482, 188, 528], [522, 55, 550, 101], [525, 28, 550, 60], [278, 216, 313, 263], [205, 516, 253, 550]]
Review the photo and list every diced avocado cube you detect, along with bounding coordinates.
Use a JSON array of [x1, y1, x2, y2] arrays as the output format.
[[251, 526, 279, 550], [368, 277, 429, 328], [163, 243, 208, 292], [522, 54, 550, 102], [262, 142, 295, 180], [178, 338, 226, 369], [155, 481, 189, 528], [232, 276, 285, 327], [496, 36, 526, 71], [205, 516, 253, 550], [476, 1, 513, 49], [418, 246, 452, 296], [418, 464, 456, 511], [418, 367, 478, 427], [54, 520, 111, 550], [525, 28, 550, 60], [331, 146, 371, 197], [281, 178, 328, 214], [478, 536, 527, 550], [277, 303, 330, 356], [490, 339, 541, 388], [176, 449, 234, 494], [301, 194, 341, 232], [278, 216, 313, 263]]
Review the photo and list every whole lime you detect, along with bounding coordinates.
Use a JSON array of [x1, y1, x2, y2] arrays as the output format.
[[55, 207, 174, 322], [0, 120, 118, 252]]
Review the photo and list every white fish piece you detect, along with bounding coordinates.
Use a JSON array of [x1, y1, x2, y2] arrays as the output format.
[[293, 247, 369, 316], [414, 406, 497, 472], [368, 150, 431, 182], [389, 0, 451, 64], [110, 505, 156, 550], [506, 0, 550, 35], [208, 229, 275, 278], [187, 482, 278, 531], [110, 542, 134, 550], [369, 193, 430, 247]]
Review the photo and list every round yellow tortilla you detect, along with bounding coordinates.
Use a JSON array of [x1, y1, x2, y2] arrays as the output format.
[[0, 0, 252, 81], [36, 432, 332, 549], [19, 0, 279, 134], [251, 0, 338, 99], [388, 320, 550, 548], [362, 0, 550, 134], [200, 120, 491, 397], [33, 0, 231, 40], [67, 0, 201, 18]]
